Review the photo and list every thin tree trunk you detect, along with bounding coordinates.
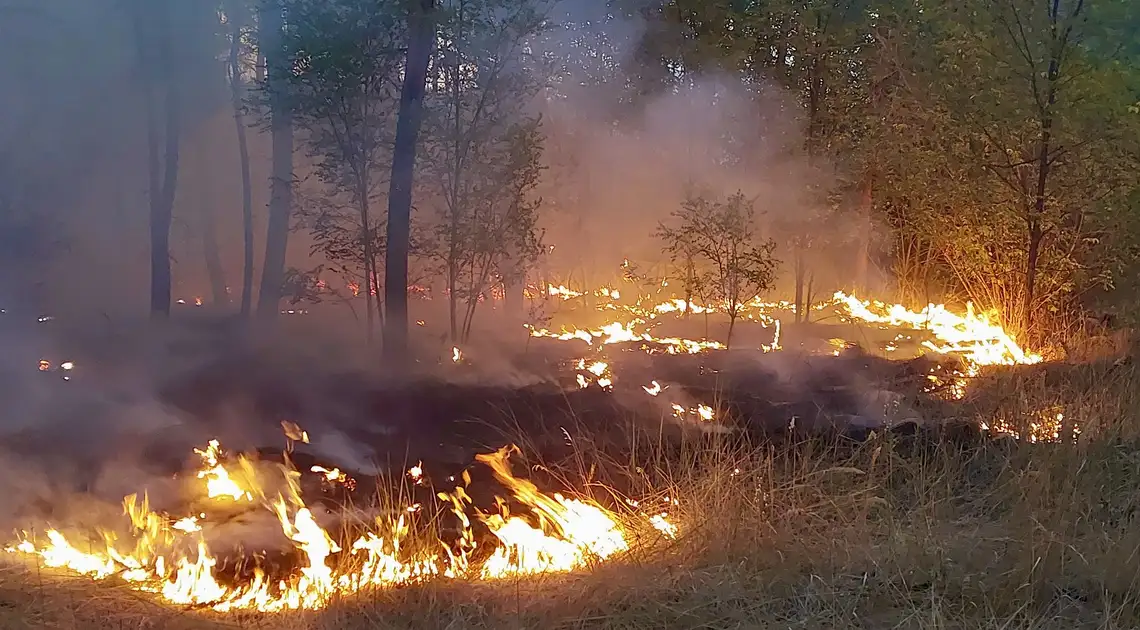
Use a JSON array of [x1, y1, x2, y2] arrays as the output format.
[[359, 180, 375, 345], [383, 0, 435, 360], [684, 258, 693, 319], [804, 271, 815, 325], [505, 277, 523, 326], [256, 0, 293, 321], [149, 10, 179, 319], [793, 246, 804, 324], [144, 84, 163, 315], [226, 3, 255, 317], [447, 204, 460, 341], [202, 202, 228, 305], [448, 260, 459, 341], [1026, 70, 1058, 335], [1025, 0, 1075, 336], [854, 175, 872, 293]]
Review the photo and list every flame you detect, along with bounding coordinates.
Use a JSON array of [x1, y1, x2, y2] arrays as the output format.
[[452, 347, 463, 363], [547, 284, 582, 300], [311, 466, 346, 483], [649, 513, 678, 538], [474, 446, 629, 578], [6, 439, 671, 612], [194, 440, 252, 502], [408, 463, 424, 484], [832, 292, 1040, 367], [671, 403, 716, 423]]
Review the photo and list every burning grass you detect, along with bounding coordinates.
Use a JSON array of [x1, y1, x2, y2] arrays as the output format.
[[3, 360, 1140, 629]]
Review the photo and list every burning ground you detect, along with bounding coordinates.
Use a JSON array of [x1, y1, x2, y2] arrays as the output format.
[[1, 292, 1138, 629]]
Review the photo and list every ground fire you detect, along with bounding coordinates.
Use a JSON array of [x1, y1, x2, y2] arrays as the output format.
[[3, 279, 1053, 612], [5, 437, 674, 612]]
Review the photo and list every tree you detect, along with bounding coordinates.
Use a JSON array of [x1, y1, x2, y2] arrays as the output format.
[[656, 191, 780, 348], [871, 0, 1140, 341], [639, 2, 866, 285], [128, 0, 182, 319], [223, 0, 257, 316], [383, 0, 436, 359], [280, 0, 404, 343], [255, 0, 295, 320], [422, 0, 550, 341]]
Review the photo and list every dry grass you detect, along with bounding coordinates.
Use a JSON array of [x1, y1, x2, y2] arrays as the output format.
[[4, 362, 1140, 629]]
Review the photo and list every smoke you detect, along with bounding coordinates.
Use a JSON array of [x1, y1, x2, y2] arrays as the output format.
[[526, 1, 873, 297]]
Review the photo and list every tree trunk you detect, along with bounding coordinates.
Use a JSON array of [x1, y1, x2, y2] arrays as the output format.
[[256, 0, 294, 321], [683, 258, 693, 319], [448, 260, 459, 342], [793, 246, 804, 324], [804, 270, 815, 325], [854, 175, 872, 293], [505, 277, 523, 327], [1026, 55, 1059, 335], [383, 0, 435, 360], [226, 3, 256, 317], [447, 201, 460, 341], [726, 313, 736, 350], [149, 16, 180, 320], [359, 180, 375, 345], [202, 201, 228, 306]]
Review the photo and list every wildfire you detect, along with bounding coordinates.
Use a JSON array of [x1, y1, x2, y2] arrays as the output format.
[[5, 439, 672, 613], [832, 292, 1041, 368]]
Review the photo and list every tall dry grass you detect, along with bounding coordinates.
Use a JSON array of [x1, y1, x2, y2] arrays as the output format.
[[3, 362, 1140, 629]]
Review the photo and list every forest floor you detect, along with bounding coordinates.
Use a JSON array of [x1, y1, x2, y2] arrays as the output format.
[[1, 356, 1139, 630]]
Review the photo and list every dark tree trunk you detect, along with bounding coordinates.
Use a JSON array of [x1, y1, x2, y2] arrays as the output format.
[[146, 2, 179, 320], [360, 180, 375, 345], [793, 246, 805, 324], [226, 1, 255, 317], [383, 0, 435, 360], [1026, 32, 1061, 335], [804, 271, 815, 325], [202, 201, 228, 306], [256, 0, 294, 321], [684, 258, 693, 319], [505, 278, 524, 327], [854, 175, 872, 293]]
